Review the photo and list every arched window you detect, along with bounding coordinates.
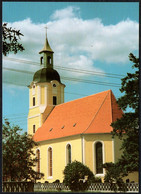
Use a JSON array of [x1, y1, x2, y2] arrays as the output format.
[[66, 144, 71, 164], [95, 142, 103, 174], [36, 149, 40, 173], [48, 147, 52, 177], [40, 56, 43, 65], [48, 56, 51, 64], [33, 125, 36, 133], [53, 96, 57, 105], [33, 97, 35, 106]]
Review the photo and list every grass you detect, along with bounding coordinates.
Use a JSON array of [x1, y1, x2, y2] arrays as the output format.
[[34, 190, 102, 193]]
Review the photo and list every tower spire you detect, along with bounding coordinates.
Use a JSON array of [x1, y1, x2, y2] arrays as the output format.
[[45, 25, 47, 39], [39, 26, 53, 54], [39, 26, 54, 68]]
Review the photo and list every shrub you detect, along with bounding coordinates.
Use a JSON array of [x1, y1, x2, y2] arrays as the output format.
[[94, 177, 102, 183], [53, 179, 60, 183], [103, 162, 123, 184], [63, 160, 95, 192], [103, 162, 127, 192]]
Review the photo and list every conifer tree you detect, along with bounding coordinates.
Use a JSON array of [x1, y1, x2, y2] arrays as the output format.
[[111, 53, 139, 175]]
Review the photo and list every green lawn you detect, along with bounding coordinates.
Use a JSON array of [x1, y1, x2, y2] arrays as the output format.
[[34, 190, 102, 193]]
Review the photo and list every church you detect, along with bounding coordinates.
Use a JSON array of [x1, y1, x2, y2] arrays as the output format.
[[27, 32, 137, 183]]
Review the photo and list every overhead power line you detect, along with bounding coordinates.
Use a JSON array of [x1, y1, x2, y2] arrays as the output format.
[[3, 56, 125, 78], [4, 80, 119, 98], [3, 80, 88, 97], [3, 67, 121, 87], [62, 76, 120, 87], [3, 67, 33, 75], [3, 112, 28, 117], [3, 57, 123, 128]]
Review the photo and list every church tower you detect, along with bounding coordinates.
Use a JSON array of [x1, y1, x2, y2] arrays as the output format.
[[28, 29, 65, 136]]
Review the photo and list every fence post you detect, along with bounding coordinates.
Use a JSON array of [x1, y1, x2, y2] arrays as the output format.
[[33, 182, 139, 192], [2, 182, 34, 192], [27, 182, 34, 192]]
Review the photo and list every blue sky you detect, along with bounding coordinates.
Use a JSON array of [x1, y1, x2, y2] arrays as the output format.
[[2, 2, 139, 132]]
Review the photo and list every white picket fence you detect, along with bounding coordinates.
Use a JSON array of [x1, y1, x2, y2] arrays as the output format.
[[34, 182, 139, 192], [3, 182, 34, 192]]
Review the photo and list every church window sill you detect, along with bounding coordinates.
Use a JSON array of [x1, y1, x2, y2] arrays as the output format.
[[47, 176, 53, 179]]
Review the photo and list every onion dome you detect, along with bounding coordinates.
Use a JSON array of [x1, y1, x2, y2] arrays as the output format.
[[33, 68, 61, 83]]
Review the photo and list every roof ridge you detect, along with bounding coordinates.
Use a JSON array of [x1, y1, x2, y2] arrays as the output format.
[[82, 90, 110, 134], [56, 89, 111, 108], [110, 90, 124, 123], [110, 90, 113, 123]]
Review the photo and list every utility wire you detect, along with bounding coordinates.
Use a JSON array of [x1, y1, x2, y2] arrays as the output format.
[[3, 67, 121, 87], [3, 57, 122, 127], [5, 79, 119, 100], [3, 115, 27, 119], [3, 56, 125, 78], [62, 76, 120, 87], [3, 80, 88, 97], [3, 112, 28, 117]]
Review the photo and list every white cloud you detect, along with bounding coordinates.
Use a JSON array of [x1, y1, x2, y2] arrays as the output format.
[[51, 6, 80, 20], [3, 6, 139, 87]]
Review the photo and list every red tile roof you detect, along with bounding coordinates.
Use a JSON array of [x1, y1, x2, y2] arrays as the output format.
[[33, 90, 123, 142]]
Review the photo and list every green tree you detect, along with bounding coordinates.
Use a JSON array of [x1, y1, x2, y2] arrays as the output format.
[[103, 163, 123, 184], [2, 23, 24, 56], [63, 160, 96, 192], [2, 119, 44, 182], [111, 53, 139, 175], [103, 163, 127, 192]]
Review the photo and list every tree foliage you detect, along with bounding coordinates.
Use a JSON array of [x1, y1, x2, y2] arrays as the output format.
[[111, 53, 139, 174], [63, 160, 96, 191], [103, 163, 123, 184], [103, 163, 127, 192], [2, 119, 44, 182], [2, 23, 25, 56]]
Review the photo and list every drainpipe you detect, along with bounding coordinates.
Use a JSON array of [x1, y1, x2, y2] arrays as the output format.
[[112, 137, 115, 163], [81, 134, 85, 164]]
